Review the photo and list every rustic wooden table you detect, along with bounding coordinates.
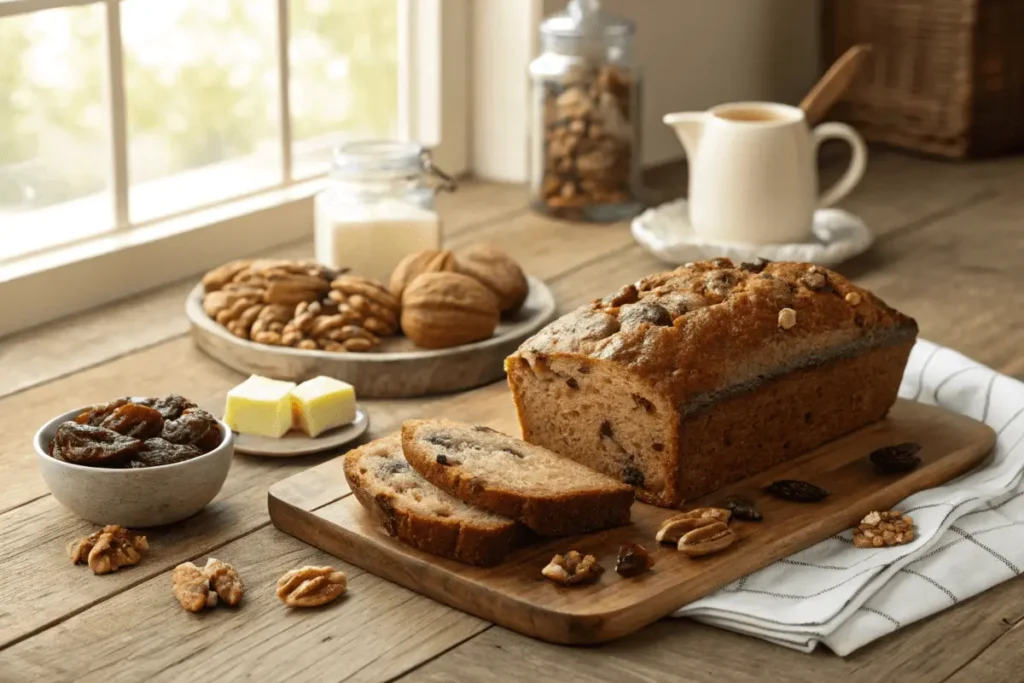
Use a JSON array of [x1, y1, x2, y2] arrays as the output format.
[[2, 150, 1023, 683]]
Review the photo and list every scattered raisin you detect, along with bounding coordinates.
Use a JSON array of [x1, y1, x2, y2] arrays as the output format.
[[100, 403, 164, 440], [615, 543, 655, 578], [600, 421, 614, 438], [622, 465, 645, 487], [723, 495, 763, 522], [126, 439, 202, 468], [51, 423, 143, 467], [161, 408, 221, 453], [436, 454, 452, 465], [870, 442, 923, 474], [74, 398, 130, 426], [566, 378, 579, 390], [379, 460, 410, 477], [765, 480, 830, 503], [472, 425, 498, 434], [499, 447, 525, 459], [577, 365, 591, 375], [427, 434, 457, 449], [652, 443, 664, 452], [631, 394, 655, 414]]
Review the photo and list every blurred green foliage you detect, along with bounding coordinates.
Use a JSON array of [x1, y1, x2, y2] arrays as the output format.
[[0, 0, 397, 208]]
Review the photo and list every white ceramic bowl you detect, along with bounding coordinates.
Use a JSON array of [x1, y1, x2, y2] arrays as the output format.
[[34, 404, 234, 527]]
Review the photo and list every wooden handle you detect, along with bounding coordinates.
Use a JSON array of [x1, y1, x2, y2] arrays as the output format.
[[800, 44, 873, 126]]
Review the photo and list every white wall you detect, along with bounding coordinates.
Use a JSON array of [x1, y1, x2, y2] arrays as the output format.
[[471, 0, 822, 180]]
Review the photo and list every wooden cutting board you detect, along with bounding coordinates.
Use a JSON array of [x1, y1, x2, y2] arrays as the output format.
[[268, 399, 994, 645]]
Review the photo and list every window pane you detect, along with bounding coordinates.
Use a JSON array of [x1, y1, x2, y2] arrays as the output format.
[[123, 0, 281, 223], [0, 5, 111, 263], [289, 0, 399, 179]]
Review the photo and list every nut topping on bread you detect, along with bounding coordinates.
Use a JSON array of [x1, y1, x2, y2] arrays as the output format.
[[507, 258, 918, 507]]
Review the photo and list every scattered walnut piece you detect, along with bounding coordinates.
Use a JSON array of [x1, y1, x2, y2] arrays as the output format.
[[845, 291, 862, 306], [852, 510, 915, 548], [541, 550, 603, 586], [615, 543, 655, 578], [204, 558, 245, 607], [778, 307, 797, 330], [67, 525, 149, 575], [276, 566, 348, 607], [677, 521, 737, 558], [655, 507, 731, 545], [173, 562, 217, 612]]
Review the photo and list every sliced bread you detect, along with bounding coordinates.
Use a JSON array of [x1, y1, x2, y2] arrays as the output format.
[[401, 419, 634, 535], [343, 434, 524, 567]]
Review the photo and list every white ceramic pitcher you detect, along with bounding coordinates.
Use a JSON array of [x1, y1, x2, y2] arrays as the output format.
[[663, 101, 867, 245]]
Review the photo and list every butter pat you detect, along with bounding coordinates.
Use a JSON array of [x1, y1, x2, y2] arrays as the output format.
[[223, 375, 297, 438], [290, 376, 357, 438]]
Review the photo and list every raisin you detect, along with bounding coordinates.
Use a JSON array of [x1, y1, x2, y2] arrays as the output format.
[[149, 394, 198, 421], [723, 495, 763, 521], [499, 447, 524, 459], [50, 422, 143, 467], [765, 480, 830, 503], [615, 543, 655, 578], [126, 438, 202, 468], [74, 398, 131, 426], [652, 443, 664, 452], [600, 421, 614, 438], [870, 442, 923, 474], [631, 394, 655, 413], [578, 365, 591, 375], [566, 378, 579, 390], [427, 434, 457, 449], [622, 465, 645, 487], [436, 454, 452, 465], [603, 284, 639, 308], [161, 408, 221, 453], [739, 258, 771, 274], [100, 403, 164, 440], [472, 425, 498, 434], [619, 302, 672, 327], [379, 460, 410, 477]]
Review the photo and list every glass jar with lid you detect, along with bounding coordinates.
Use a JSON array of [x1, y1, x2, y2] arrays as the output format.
[[314, 140, 456, 285], [529, 0, 643, 223]]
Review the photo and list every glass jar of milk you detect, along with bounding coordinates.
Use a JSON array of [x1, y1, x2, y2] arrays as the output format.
[[314, 141, 456, 284]]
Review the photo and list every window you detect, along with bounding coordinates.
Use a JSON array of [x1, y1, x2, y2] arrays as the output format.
[[0, 0, 468, 336]]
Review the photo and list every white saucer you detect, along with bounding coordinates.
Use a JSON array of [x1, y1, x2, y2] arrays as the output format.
[[631, 198, 873, 267], [233, 407, 369, 457]]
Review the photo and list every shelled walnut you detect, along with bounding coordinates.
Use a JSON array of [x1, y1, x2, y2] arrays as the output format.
[[541, 550, 603, 586], [68, 525, 149, 575], [276, 566, 348, 607], [172, 558, 244, 612]]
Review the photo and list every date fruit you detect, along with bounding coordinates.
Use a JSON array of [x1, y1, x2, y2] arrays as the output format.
[[161, 408, 221, 452], [723, 495, 763, 522], [127, 438, 203, 468], [100, 403, 164, 440], [765, 479, 830, 503], [146, 394, 198, 421], [870, 442, 922, 474], [51, 423, 143, 467], [74, 398, 130, 426], [615, 543, 655, 578]]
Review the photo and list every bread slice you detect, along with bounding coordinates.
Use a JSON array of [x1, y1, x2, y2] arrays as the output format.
[[343, 434, 524, 567], [401, 419, 634, 536]]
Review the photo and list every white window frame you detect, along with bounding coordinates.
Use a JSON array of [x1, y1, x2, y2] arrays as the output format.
[[0, 0, 470, 337]]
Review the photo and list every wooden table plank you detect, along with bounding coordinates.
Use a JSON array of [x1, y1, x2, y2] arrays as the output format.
[[0, 180, 528, 400], [0, 526, 488, 683]]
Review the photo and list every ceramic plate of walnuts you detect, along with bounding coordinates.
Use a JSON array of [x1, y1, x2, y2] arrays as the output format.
[[186, 246, 557, 398]]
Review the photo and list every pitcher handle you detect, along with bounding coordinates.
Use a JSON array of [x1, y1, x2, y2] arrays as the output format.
[[813, 122, 867, 208]]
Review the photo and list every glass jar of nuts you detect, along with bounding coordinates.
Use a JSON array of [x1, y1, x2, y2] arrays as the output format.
[[529, 0, 643, 223]]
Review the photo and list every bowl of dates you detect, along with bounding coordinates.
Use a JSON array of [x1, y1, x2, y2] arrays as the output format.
[[34, 395, 234, 527]]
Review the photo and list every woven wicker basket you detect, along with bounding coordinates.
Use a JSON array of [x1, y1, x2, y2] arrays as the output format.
[[824, 0, 1024, 159]]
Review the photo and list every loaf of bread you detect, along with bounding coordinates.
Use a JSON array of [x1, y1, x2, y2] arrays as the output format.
[[506, 258, 918, 508], [401, 419, 634, 535], [343, 434, 525, 566]]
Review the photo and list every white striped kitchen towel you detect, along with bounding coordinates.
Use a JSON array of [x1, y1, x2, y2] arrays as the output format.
[[672, 339, 1024, 655]]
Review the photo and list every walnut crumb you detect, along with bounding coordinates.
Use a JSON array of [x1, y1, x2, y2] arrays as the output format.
[[542, 550, 603, 585], [778, 308, 797, 330], [852, 510, 915, 548], [845, 292, 863, 306]]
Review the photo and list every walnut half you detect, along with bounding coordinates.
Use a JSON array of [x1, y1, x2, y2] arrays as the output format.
[[67, 525, 149, 575], [541, 551, 604, 586], [172, 558, 245, 612], [276, 566, 348, 608]]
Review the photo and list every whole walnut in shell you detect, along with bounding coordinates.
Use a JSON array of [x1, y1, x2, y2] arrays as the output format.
[[400, 272, 500, 349], [454, 244, 529, 314], [389, 249, 456, 301]]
